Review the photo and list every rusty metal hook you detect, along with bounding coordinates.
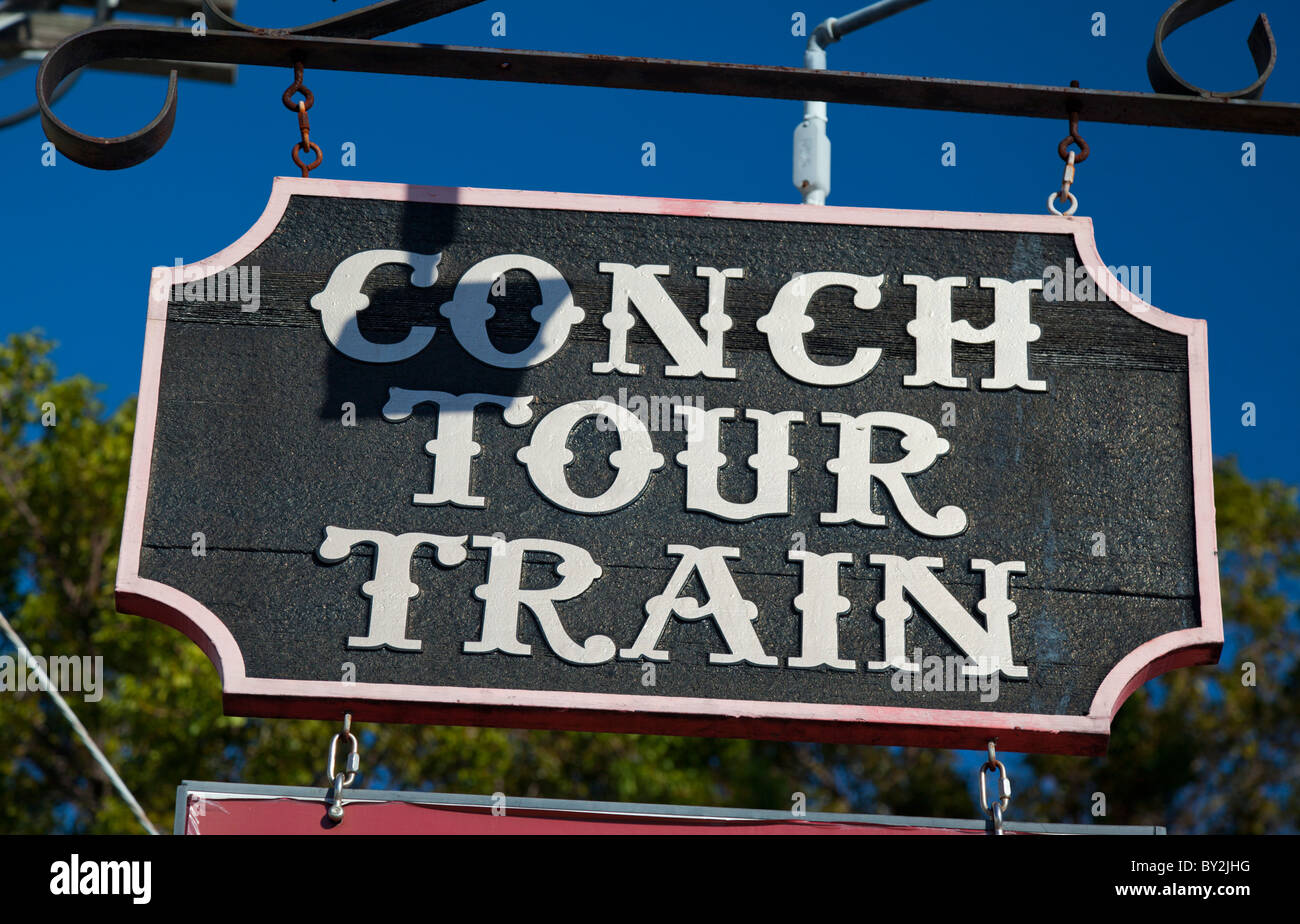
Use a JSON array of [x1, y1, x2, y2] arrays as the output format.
[[1057, 79, 1089, 164], [1147, 0, 1276, 99]]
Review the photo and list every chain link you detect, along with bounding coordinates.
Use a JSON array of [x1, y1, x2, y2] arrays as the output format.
[[283, 62, 323, 178], [1048, 80, 1087, 216], [1048, 150, 1078, 216], [326, 712, 359, 822], [979, 740, 1011, 835]]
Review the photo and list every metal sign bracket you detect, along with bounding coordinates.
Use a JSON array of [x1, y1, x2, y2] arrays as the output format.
[[33, 0, 1300, 171]]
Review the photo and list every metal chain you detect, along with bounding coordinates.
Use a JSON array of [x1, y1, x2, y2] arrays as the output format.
[[1048, 80, 1088, 216], [979, 740, 1012, 835], [282, 62, 323, 178], [326, 712, 359, 822], [1049, 150, 1078, 216]]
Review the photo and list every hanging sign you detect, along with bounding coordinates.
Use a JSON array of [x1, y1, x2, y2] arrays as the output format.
[[174, 782, 1166, 835], [116, 178, 1221, 754]]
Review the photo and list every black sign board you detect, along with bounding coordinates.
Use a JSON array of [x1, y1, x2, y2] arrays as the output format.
[[117, 178, 1220, 754]]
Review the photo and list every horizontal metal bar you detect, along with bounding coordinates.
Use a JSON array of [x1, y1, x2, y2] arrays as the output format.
[[40, 24, 1300, 169], [70, 25, 1300, 133], [0, 13, 237, 84]]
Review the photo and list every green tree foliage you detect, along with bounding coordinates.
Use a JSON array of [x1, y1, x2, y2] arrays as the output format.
[[1022, 459, 1300, 834], [1, 332, 1295, 833], [0, 332, 969, 833]]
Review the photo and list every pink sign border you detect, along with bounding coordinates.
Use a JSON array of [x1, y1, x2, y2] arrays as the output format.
[[116, 176, 1222, 756]]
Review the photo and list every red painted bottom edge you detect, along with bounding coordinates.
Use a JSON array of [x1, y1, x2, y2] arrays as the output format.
[[223, 693, 1109, 756]]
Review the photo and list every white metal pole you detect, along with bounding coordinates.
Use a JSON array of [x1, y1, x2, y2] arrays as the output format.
[[795, 0, 934, 205], [794, 42, 831, 205]]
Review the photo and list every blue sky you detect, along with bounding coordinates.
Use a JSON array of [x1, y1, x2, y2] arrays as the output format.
[[2, 0, 1297, 484]]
